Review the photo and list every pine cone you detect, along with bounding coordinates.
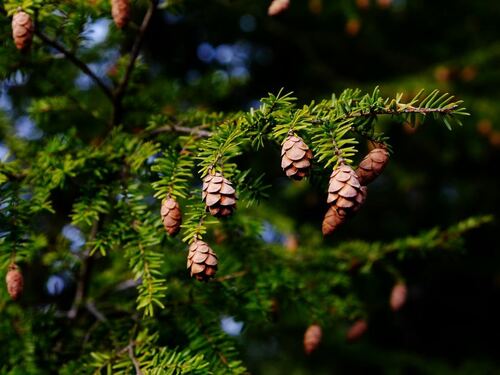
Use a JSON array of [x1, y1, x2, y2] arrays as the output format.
[[281, 135, 313, 180], [111, 0, 131, 28], [160, 198, 182, 236], [390, 282, 408, 311], [5, 264, 23, 300], [346, 319, 368, 342], [323, 165, 367, 236], [303, 324, 322, 354], [355, 148, 389, 185], [268, 0, 290, 16], [202, 172, 236, 217], [326, 164, 363, 210], [187, 240, 218, 281], [12, 11, 34, 51], [321, 206, 347, 236]]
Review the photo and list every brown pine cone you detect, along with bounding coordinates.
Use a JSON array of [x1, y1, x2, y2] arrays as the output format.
[[346, 319, 368, 342], [187, 240, 218, 281], [268, 0, 290, 16], [327, 164, 363, 210], [303, 324, 322, 354], [111, 0, 131, 28], [281, 135, 313, 180], [390, 282, 408, 311], [5, 264, 23, 300], [160, 198, 182, 236], [321, 206, 347, 236], [12, 11, 34, 51], [202, 172, 236, 218], [355, 148, 389, 185]]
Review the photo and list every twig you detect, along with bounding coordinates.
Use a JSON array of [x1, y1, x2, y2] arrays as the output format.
[[345, 104, 459, 119], [330, 133, 345, 165], [149, 123, 213, 138], [67, 220, 99, 319], [128, 342, 143, 375], [85, 301, 108, 322], [213, 270, 247, 282], [35, 30, 114, 101], [112, 0, 159, 126]]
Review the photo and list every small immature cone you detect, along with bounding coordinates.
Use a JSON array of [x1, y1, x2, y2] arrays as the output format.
[[202, 172, 237, 218], [5, 264, 23, 300], [111, 0, 131, 28], [346, 319, 368, 342], [12, 11, 34, 51], [303, 324, 322, 354], [390, 282, 408, 311], [160, 198, 182, 236], [268, 0, 290, 16], [355, 148, 389, 185], [281, 135, 313, 180], [187, 240, 218, 281]]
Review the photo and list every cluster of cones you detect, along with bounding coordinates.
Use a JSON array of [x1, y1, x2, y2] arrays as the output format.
[[322, 146, 389, 236], [302, 282, 408, 354], [160, 134, 389, 282], [279, 133, 390, 236], [9, 1, 130, 51], [160, 170, 237, 282]]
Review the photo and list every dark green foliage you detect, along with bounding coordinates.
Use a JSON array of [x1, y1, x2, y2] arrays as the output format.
[[0, 0, 496, 374]]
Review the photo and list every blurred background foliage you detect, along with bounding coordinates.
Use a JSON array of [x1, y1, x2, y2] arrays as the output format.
[[0, 0, 499, 374]]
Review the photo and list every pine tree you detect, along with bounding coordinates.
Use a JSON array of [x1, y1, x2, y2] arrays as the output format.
[[0, 1, 496, 373]]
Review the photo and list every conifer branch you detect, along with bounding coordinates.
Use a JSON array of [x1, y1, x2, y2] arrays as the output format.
[[35, 30, 114, 102]]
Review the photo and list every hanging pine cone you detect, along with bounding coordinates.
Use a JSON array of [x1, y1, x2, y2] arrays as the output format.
[[202, 172, 236, 217], [326, 164, 364, 210], [322, 206, 347, 236], [323, 164, 367, 236], [390, 282, 408, 311], [111, 0, 131, 28], [5, 264, 23, 300], [346, 319, 368, 342], [12, 11, 34, 51], [268, 0, 290, 16], [160, 198, 182, 236], [355, 148, 389, 185], [187, 240, 218, 281], [281, 134, 313, 180], [303, 324, 322, 354]]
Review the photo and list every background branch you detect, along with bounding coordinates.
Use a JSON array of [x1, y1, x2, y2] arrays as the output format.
[[112, 0, 159, 126], [35, 30, 114, 101]]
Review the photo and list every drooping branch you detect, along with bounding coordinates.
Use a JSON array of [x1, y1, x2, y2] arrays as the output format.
[[35, 30, 114, 102], [112, 0, 159, 126]]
